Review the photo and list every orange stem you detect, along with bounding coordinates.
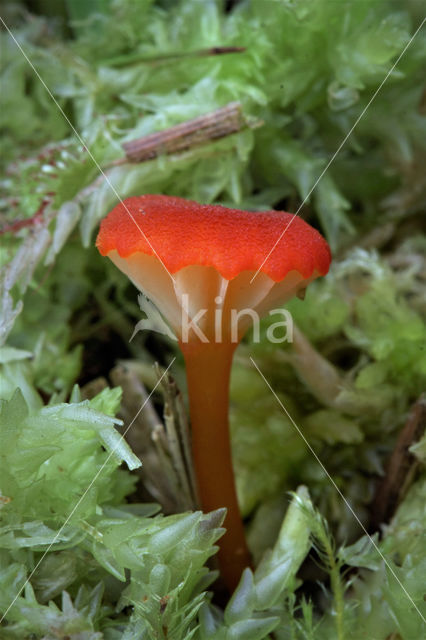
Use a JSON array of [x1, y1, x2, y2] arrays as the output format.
[[180, 339, 251, 591]]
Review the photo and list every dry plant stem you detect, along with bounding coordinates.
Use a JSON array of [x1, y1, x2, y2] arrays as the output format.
[[279, 325, 342, 407], [159, 370, 198, 510], [371, 393, 426, 530], [180, 339, 251, 591]]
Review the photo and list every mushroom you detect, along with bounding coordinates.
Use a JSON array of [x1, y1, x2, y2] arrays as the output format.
[[96, 194, 331, 590]]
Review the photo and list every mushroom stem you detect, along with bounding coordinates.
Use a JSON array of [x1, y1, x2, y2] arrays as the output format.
[[180, 338, 251, 591]]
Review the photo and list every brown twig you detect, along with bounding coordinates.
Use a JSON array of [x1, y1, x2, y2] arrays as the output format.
[[121, 102, 259, 163], [102, 46, 246, 68], [370, 393, 426, 530]]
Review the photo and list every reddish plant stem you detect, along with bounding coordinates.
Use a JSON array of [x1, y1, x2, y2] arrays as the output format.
[[0, 197, 53, 235], [180, 339, 251, 591]]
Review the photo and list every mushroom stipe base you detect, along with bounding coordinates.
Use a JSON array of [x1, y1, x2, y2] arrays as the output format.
[[181, 339, 251, 590]]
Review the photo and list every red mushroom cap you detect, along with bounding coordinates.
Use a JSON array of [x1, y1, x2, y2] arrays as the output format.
[[96, 194, 331, 281]]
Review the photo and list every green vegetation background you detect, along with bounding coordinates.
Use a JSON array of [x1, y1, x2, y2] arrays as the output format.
[[0, 1, 425, 638]]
